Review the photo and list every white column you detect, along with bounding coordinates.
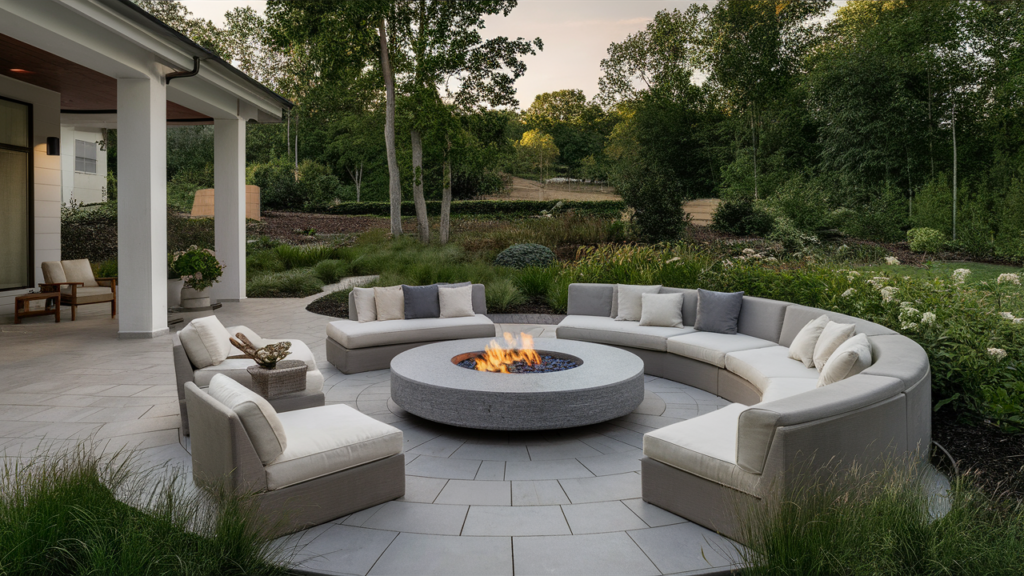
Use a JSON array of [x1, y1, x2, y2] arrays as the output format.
[[117, 75, 168, 338], [213, 116, 246, 301]]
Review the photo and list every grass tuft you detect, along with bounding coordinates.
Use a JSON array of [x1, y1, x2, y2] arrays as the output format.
[[247, 269, 325, 298]]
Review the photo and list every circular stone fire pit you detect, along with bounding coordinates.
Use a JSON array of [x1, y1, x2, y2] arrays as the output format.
[[390, 338, 645, 430]]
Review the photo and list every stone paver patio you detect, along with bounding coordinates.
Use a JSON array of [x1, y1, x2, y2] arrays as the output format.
[[1, 291, 747, 575]]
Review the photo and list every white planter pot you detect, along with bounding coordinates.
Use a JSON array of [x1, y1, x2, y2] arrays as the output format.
[[168, 278, 184, 308], [180, 286, 211, 309]]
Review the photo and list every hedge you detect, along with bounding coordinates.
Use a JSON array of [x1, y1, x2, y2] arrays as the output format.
[[323, 200, 626, 219]]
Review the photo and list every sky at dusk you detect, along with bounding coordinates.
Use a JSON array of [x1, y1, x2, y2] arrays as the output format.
[[181, 1, 841, 110]]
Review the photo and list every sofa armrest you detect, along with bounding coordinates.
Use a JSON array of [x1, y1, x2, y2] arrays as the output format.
[[736, 374, 904, 474]]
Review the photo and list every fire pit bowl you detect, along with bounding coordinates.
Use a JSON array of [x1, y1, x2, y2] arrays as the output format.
[[390, 338, 645, 431]]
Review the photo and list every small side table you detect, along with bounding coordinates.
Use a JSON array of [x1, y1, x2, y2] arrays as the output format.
[[246, 360, 308, 400], [14, 292, 60, 324]]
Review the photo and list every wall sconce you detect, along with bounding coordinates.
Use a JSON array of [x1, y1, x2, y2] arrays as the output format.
[[46, 137, 60, 156]]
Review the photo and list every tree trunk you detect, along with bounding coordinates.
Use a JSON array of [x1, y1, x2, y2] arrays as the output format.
[[411, 129, 430, 243], [379, 18, 402, 237], [348, 162, 363, 202], [440, 154, 452, 245]]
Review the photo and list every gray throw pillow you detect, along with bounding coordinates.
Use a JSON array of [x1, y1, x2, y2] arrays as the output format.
[[402, 284, 440, 319], [694, 288, 744, 334]]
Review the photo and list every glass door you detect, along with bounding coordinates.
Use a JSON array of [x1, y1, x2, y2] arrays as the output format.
[[0, 96, 31, 291]]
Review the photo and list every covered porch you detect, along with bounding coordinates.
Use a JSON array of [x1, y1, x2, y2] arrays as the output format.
[[0, 0, 291, 337]]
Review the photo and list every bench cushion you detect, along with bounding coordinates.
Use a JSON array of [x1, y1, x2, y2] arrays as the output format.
[[725, 346, 820, 392], [327, 315, 495, 350], [557, 315, 694, 352], [266, 403, 403, 490], [643, 403, 758, 494], [666, 332, 775, 368]]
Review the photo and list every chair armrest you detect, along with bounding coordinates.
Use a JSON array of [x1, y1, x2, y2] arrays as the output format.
[[96, 277, 117, 288]]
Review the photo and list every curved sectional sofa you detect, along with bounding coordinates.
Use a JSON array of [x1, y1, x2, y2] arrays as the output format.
[[557, 283, 931, 542]]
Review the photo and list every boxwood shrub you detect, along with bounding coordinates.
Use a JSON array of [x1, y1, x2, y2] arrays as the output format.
[[494, 243, 556, 269]]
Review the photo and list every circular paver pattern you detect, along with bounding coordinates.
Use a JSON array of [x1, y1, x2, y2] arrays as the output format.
[[390, 338, 646, 430]]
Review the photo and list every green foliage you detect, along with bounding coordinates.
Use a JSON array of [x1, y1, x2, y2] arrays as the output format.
[[908, 227, 946, 254], [272, 244, 346, 269], [60, 201, 118, 262], [247, 269, 325, 298], [0, 443, 287, 575], [485, 277, 527, 312], [247, 249, 287, 277], [994, 178, 1024, 263], [494, 243, 556, 269], [95, 259, 118, 278], [312, 259, 351, 284], [711, 200, 775, 237], [249, 158, 347, 212], [170, 246, 225, 291], [740, 464, 1024, 576], [325, 200, 626, 219], [512, 266, 561, 299]]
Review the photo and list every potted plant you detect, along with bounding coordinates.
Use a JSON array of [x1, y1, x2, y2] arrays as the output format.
[[170, 245, 225, 309]]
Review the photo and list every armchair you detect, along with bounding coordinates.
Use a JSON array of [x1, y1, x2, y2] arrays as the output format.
[[40, 259, 116, 321]]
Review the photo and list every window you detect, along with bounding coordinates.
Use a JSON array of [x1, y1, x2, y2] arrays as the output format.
[[0, 96, 32, 291], [75, 139, 97, 174]]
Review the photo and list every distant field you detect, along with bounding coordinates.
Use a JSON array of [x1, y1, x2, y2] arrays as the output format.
[[482, 176, 621, 202]]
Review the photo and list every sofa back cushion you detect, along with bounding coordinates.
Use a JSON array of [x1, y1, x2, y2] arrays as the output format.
[[373, 286, 406, 321], [818, 333, 872, 386], [736, 296, 789, 342], [695, 289, 743, 334], [42, 261, 66, 284], [862, 334, 931, 392], [403, 284, 441, 319], [207, 374, 287, 465], [179, 316, 233, 369], [639, 292, 685, 327], [567, 283, 615, 317], [813, 321, 856, 370], [615, 284, 662, 321], [779, 305, 895, 348], [61, 259, 98, 287], [736, 374, 904, 474], [439, 284, 475, 318], [659, 287, 698, 325], [351, 287, 377, 322]]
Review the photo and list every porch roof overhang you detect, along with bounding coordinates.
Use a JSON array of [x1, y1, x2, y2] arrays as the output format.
[[0, 0, 292, 126]]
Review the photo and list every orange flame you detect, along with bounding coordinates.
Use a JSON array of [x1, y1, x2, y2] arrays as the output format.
[[473, 332, 541, 373]]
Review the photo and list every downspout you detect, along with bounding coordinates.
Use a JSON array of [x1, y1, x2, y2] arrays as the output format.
[[166, 57, 201, 84]]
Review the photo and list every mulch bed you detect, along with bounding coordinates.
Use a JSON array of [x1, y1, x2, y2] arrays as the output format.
[[501, 298, 560, 316], [306, 292, 347, 319], [933, 412, 1024, 499]]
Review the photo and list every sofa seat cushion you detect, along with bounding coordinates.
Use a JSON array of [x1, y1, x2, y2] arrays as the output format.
[[194, 340, 323, 393], [760, 378, 819, 403], [266, 404, 403, 490], [557, 315, 694, 352], [60, 286, 114, 303], [643, 403, 759, 494], [327, 315, 495, 350], [725, 346, 820, 392], [666, 332, 775, 368]]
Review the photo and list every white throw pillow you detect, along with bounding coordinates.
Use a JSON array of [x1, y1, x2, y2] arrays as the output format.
[[179, 316, 232, 369], [639, 292, 684, 328], [226, 325, 264, 350], [818, 333, 873, 387], [788, 314, 830, 368], [207, 374, 287, 465], [373, 286, 406, 321], [813, 321, 857, 371], [439, 284, 475, 318], [615, 284, 662, 322], [352, 286, 377, 322]]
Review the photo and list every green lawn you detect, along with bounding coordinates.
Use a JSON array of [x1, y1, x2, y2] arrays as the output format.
[[858, 261, 1021, 285]]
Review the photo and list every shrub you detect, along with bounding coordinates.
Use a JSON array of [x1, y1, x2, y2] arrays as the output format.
[[0, 444, 288, 575], [907, 227, 945, 254], [313, 259, 351, 284], [485, 277, 527, 312], [513, 266, 560, 299], [95, 259, 117, 278], [61, 201, 118, 262], [494, 243, 556, 269], [246, 250, 286, 276], [247, 270, 324, 298], [273, 244, 342, 269], [711, 200, 775, 237]]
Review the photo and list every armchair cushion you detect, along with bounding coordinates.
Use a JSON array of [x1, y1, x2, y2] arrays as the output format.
[[193, 340, 322, 391], [41, 261, 66, 284], [208, 374, 287, 465], [61, 259, 98, 287], [179, 316, 233, 369], [266, 403, 403, 490], [59, 286, 114, 304]]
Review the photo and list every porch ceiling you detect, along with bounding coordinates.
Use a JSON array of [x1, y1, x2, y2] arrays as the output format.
[[0, 33, 212, 124]]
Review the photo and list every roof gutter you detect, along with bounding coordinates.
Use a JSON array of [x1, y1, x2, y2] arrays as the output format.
[[166, 56, 200, 84]]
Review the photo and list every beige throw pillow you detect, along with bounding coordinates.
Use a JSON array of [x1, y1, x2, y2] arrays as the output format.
[[813, 321, 857, 371], [639, 292, 684, 328], [788, 314, 830, 368], [179, 316, 232, 369], [818, 333, 872, 387], [439, 284, 475, 318], [373, 286, 406, 321], [615, 284, 662, 322], [208, 374, 287, 464], [352, 286, 377, 322]]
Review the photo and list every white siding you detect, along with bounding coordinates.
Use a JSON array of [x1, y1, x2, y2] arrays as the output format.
[[60, 125, 107, 204]]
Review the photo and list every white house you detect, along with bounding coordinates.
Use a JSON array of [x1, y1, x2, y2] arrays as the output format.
[[0, 0, 291, 337], [60, 125, 109, 205]]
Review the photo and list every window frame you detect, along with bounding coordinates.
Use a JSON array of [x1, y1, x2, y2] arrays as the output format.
[[0, 94, 34, 292]]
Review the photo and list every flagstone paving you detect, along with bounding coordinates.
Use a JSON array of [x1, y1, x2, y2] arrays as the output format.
[[1, 292, 745, 575]]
